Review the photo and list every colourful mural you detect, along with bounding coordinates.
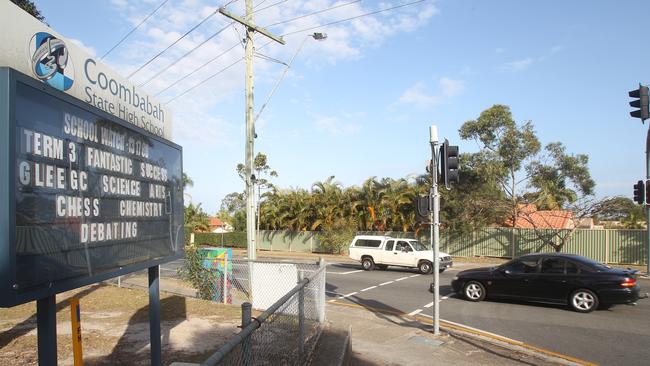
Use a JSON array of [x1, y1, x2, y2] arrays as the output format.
[[199, 247, 233, 303]]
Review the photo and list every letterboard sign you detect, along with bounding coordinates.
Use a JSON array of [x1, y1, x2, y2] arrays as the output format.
[[0, 68, 184, 307]]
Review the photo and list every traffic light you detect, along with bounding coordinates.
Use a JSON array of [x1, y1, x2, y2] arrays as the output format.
[[414, 196, 431, 223], [629, 84, 649, 121], [439, 139, 459, 188], [646, 180, 650, 205], [633, 180, 645, 204]]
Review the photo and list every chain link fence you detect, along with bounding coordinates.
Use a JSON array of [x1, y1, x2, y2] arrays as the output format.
[[199, 257, 326, 365]]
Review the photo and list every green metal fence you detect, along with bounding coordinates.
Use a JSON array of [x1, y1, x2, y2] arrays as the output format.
[[253, 228, 648, 265]]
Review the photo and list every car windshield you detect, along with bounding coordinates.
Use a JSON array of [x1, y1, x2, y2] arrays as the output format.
[[408, 240, 429, 251]]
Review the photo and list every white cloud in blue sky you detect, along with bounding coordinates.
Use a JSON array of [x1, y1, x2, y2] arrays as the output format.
[[37, 0, 650, 212]]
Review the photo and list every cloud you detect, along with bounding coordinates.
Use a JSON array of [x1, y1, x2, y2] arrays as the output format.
[[398, 82, 439, 108], [69, 38, 97, 57], [502, 57, 534, 71], [500, 45, 564, 72], [440, 77, 464, 97], [397, 77, 465, 108], [314, 114, 362, 136]]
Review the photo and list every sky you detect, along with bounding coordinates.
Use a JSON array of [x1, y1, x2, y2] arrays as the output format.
[[35, 0, 650, 214]]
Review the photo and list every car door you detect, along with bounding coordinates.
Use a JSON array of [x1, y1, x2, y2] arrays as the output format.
[[489, 258, 539, 299], [380, 239, 397, 265], [532, 257, 575, 302], [392, 240, 417, 267]]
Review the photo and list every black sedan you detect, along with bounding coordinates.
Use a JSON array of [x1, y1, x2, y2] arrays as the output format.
[[451, 253, 646, 313]]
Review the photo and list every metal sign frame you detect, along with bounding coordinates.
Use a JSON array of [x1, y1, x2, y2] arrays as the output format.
[[0, 67, 184, 308]]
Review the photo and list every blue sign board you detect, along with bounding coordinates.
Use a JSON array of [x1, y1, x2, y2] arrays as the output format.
[[0, 68, 184, 307]]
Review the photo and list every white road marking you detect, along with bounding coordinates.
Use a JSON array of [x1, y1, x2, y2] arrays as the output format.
[[424, 302, 434, 308], [326, 291, 341, 296], [361, 286, 377, 292], [328, 270, 364, 275], [409, 309, 423, 316], [394, 277, 409, 282], [336, 291, 358, 299], [409, 274, 421, 278], [379, 281, 394, 286]]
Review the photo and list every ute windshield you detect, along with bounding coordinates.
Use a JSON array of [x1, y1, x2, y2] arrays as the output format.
[[408, 240, 429, 251]]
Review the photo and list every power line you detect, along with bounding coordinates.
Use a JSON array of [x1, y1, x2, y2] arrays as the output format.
[[165, 57, 244, 104], [138, 23, 235, 87], [138, 0, 286, 88], [100, 0, 170, 60], [147, 1, 286, 95], [163, 0, 429, 103], [127, 8, 221, 78], [281, 0, 428, 37], [154, 42, 241, 97], [265, 0, 362, 28]]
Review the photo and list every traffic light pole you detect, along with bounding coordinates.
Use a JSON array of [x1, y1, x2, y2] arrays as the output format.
[[429, 126, 440, 336], [644, 126, 650, 276], [646, 128, 650, 276]]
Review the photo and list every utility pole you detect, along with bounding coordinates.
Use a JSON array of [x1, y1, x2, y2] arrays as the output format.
[[219, 1, 284, 261], [429, 125, 440, 335]]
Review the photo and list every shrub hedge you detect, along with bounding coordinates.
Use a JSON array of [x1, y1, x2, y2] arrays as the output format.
[[193, 231, 247, 248]]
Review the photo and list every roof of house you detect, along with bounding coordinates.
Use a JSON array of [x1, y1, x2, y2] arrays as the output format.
[[209, 217, 225, 227], [504, 204, 574, 229]]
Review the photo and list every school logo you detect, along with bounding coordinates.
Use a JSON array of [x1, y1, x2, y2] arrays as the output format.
[[29, 32, 74, 91]]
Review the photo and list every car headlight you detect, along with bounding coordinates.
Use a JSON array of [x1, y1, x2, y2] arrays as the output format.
[[453, 276, 459, 281]]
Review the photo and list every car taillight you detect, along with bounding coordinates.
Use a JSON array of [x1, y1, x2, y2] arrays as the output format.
[[621, 277, 637, 288]]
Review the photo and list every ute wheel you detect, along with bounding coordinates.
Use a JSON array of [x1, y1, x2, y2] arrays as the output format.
[[463, 281, 486, 302], [361, 257, 375, 271], [569, 289, 599, 313], [418, 261, 432, 274]]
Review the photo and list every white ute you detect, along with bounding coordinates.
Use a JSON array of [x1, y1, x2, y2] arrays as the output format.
[[348, 235, 453, 274]]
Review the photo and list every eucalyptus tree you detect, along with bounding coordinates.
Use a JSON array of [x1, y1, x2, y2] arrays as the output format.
[[460, 104, 597, 252]]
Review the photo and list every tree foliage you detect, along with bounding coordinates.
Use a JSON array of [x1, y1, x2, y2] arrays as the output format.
[[12, 0, 46, 23], [459, 104, 598, 251], [184, 202, 210, 232]]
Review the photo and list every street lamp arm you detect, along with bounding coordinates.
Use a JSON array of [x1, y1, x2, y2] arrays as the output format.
[[254, 33, 326, 123]]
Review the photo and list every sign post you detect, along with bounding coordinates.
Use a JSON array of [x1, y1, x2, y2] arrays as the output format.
[[148, 266, 161, 366], [70, 298, 83, 366], [37, 295, 57, 366]]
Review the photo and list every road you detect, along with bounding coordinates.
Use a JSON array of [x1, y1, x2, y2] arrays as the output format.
[[139, 257, 650, 365], [325, 261, 650, 366]]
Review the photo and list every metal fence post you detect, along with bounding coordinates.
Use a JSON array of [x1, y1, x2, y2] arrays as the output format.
[[298, 271, 305, 363], [318, 257, 326, 322], [241, 302, 252, 366], [605, 229, 610, 263]]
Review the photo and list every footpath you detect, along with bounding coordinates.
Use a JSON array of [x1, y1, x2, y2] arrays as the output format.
[[120, 250, 591, 366]]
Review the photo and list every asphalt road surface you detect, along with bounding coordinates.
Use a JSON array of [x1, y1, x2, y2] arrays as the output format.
[[325, 261, 650, 366], [135, 257, 650, 365]]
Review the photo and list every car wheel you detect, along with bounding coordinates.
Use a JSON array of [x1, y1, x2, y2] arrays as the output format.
[[362, 257, 375, 271], [438, 268, 446, 274], [569, 289, 599, 313], [463, 281, 486, 302], [418, 261, 432, 274]]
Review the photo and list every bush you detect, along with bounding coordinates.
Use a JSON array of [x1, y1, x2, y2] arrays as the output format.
[[193, 231, 247, 248], [318, 218, 357, 254], [177, 244, 219, 300]]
